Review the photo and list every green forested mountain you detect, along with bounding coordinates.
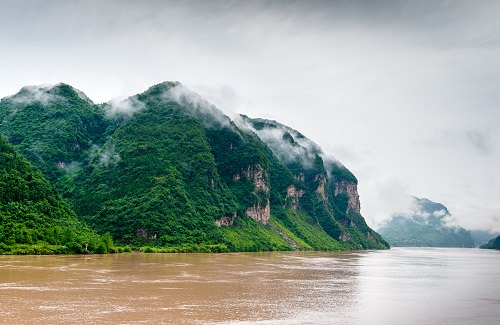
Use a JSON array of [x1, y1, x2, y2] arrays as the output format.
[[0, 136, 109, 254], [240, 117, 387, 248], [377, 197, 474, 247], [0, 82, 388, 252], [0, 84, 107, 182], [480, 235, 500, 250]]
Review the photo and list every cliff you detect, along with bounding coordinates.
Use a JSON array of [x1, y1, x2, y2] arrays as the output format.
[[242, 117, 388, 249], [0, 81, 389, 251]]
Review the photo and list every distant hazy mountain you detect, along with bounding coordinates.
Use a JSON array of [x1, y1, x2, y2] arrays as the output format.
[[480, 235, 500, 250], [377, 197, 474, 248], [470, 230, 500, 247], [0, 82, 388, 252]]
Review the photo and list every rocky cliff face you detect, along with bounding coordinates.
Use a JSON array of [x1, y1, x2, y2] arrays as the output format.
[[215, 213, 236, 227], [333, 180, 361, 214], [285, 185, 304, 211], [233, 164, 271, 224], [244, 116, 389, 249], [315, 174, 328, 202], [0, 81, 390, 250], [245, 201, 271, 224]]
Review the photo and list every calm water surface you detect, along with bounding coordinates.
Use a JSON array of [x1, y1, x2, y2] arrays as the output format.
[[0, 248, 499, 324]]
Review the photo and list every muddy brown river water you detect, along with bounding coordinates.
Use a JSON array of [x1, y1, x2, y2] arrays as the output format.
[[0, 248, 499, 324]]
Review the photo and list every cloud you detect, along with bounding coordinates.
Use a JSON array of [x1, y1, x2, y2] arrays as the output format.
[[89, 143, 121, 167], [417, 128, 494, 155], [238, 117, 322, 168], [363, 178, 415, 229], [0, 0, 499, 233], [465, 129, 493, 154], [162, 84, 232, 129], [452, 203, 500, 233], [103, 82, 236, 128], [189, 84, 247, 117], [57, 161, 82, 178], [105, 96, 145, 117], [384, 197, 465, 230], [5, 84, 60, 106], [72, 87, 94, 104]]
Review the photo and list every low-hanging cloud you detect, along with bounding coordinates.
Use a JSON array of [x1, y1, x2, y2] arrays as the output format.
[[391, 197, 463, 230], [238, 117, 353, 176], [417, 127, 494, 155], [89, 142, 121, 167], [239, 118, 320, 168], [163, 84, 232, 129], [465, 129, 493, 155], [5, 84, 60, 106], [105, 96, 145, 117]]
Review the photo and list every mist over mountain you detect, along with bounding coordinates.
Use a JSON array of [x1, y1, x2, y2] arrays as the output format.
[[480, 235, 500, 250], [0, 136, 108, 254], [377, 197, 474, 248], [470, 230, 500, 247], [0, 82, 388, 252]]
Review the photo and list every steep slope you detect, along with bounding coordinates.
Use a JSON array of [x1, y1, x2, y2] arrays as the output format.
[[0, 136, 107, 254], [378, 197, 474, 247], [70, 83, 339, 250], [0, 81, 389, 251], [0, 83, 108, 182], [479, 235, 500, 250], [240, 117, 388, 249], [71, 83, 241, 249]]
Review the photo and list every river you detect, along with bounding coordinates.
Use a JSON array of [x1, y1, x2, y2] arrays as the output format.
[[0, 248, 498, 324]]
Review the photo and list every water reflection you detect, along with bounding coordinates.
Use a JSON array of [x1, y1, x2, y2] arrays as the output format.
[[0, 249, 498, 324]]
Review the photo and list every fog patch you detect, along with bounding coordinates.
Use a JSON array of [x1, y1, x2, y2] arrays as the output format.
[[238, 117, 323, 168], [367, 178, 415, 229], [396, 197, 462, 229], [89, 142, 121, 167], [465, 129, 493, 155], [105, 96, 145, 117], [5, 84, 60, 106], [256, 127, 316, 167], [163, 84, 232, 129], [72, 87, 94, 104], [58, 161, 82, 178], [323, 156, 351, 181]]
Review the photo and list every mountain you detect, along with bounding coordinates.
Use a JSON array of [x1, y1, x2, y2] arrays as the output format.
[[377, 197, 474, 247], [0, 82, 388, 252], [479, 235, 500, 250], [0, 136, 109, 254], [470, 230, 500, 247], [0, 83, 107, 182], [240, 116, 387, 248]]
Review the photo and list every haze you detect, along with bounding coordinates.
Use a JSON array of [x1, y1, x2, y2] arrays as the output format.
[[1, 0, 499, 232]]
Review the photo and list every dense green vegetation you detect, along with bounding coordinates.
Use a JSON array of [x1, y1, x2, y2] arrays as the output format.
[[0, 81, 389, 254], [245, 117, 389, 250], [378, 197, 475, 248], [480, 235, 500, 250], [0, 84, 107, 182], [0, 136, 112, 254]]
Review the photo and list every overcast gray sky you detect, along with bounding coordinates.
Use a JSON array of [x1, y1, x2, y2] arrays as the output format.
[[1, 0, 499, 231]]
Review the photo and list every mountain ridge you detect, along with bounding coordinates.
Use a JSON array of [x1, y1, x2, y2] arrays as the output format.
[[0, 81, 389, 252], [377, 197, 474, 247]]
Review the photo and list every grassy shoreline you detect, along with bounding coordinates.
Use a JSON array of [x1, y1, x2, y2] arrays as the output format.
[[0, 242, 377, 255]]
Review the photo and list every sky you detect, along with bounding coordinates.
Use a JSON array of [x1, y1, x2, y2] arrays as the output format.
[[1, 0, 499, 232]]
